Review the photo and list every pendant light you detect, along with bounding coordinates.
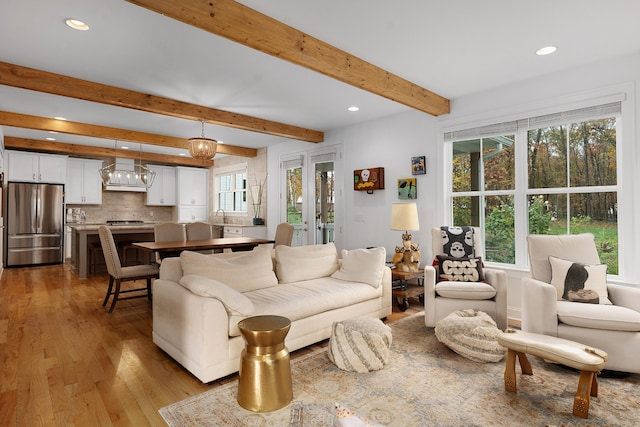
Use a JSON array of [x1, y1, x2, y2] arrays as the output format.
[[99, 141, 156, 189], [188, 121, 217, 160]]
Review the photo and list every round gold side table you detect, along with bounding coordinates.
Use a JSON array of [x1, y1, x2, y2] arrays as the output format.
[[237, 315, 293, 412]]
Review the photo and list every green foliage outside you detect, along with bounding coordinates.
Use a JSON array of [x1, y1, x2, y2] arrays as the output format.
[[484, 197, 618, 274]]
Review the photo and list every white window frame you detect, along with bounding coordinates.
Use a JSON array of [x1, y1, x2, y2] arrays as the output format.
[[442, 91, 632, 281], [214, 163, 248, 214]]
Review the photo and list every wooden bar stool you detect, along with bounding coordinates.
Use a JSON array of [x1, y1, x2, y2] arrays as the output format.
[[89, 242, 105, 274]]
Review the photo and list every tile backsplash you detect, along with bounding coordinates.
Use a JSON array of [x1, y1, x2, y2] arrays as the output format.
[[67, 191, 173, 223]]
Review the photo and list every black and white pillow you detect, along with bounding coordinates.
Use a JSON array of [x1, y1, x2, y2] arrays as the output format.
[[441, 226, 475, 258], [549, 256, 611, 304], [436, 255, 484, 282]]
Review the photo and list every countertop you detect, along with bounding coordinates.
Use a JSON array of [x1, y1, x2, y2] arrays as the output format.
[[67, 222, 159, 231]]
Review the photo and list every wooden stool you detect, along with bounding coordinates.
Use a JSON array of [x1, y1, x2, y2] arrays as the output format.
[[497, 329, 608, 419], [89, 242, 105, 274], [121, 243, 142, 266], [237, 315, 292, 412]]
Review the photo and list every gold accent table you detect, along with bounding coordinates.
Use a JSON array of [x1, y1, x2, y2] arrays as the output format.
[[237, 315, 293, 412]]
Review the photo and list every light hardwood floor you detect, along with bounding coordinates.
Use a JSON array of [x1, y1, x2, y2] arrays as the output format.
[[0, 263, 421, 426]]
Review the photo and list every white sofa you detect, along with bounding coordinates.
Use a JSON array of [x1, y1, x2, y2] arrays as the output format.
[[151, 243, 392, 383]]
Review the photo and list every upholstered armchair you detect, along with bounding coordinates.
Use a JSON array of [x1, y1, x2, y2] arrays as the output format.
[[424, 227, 508, 330], [522, 233, 640, 374]]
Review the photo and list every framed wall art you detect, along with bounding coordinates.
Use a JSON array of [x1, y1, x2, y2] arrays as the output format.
[[411, 156, 426, 175], [354, 167, 385, 193], [397, 178, 417, 199]]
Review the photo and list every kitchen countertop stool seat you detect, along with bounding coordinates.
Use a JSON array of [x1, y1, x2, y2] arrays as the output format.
[[120, 241, 145, 266], [89, 242, 105, 275]]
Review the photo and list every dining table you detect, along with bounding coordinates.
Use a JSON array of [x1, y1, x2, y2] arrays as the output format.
[[132, 237, 275, 260]]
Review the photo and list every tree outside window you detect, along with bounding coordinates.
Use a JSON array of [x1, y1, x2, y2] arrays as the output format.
[[450, 114, 618, 273]]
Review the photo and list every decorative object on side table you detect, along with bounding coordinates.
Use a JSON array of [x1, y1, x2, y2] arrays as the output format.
[[251, 174, 267, 225], [390, 202, 421, 272]]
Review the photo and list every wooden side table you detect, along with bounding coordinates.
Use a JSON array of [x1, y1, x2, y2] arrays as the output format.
[[391, 269, 424, 311]]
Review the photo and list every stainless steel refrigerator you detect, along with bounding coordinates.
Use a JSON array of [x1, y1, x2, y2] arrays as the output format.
[[5, 182, 64, 266]]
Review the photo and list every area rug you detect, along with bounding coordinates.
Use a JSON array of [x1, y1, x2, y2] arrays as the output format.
[[159, 313, 640, 426]]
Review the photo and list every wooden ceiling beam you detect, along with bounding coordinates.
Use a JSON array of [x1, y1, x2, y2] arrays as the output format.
[[4, 136, 214, 168], [0, 111, 257, 158], [0, 61, 323, 143], [126, 0, 450, 117]]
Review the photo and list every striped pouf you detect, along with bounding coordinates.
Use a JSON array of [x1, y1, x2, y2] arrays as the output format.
[[435, 309, 506, 363], [328, 318, 392, 373]]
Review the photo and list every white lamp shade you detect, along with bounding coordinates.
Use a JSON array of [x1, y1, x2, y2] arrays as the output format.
[[390, 202, 420, 231]]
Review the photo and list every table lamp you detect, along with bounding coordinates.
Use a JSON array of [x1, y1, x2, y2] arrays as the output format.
[[390, 203, 421, 272]]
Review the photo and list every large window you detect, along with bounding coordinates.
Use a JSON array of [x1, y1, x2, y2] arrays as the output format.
[[448, 103, 620, 274], [215, 166, 247, 212]]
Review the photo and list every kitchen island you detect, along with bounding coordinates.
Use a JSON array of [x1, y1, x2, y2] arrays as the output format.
[[68, 223, 157, 279]]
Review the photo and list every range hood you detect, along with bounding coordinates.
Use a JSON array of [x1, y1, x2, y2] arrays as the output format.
[[102, 158, 155, 192]]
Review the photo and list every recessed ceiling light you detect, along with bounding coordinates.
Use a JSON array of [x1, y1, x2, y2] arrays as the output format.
[[46, 137, 56, 141], [536, 46, 557, 56], [179, 153, 187, 156], [53, 116, 67, 121], [65, 19, 89, 31], [121, 146, 129, 150], [218, 140, 224, 144], [48, 131, 58, 134], [348, 106, 360, 112]]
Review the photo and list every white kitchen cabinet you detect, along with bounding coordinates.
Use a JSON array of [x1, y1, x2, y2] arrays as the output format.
[[146, 164, 176, 206], [7, 150, 67, 183], [66, 158, 103, 204], [178, 205, 208, 222], [176, 166, 208, 205], [223, 225, 267, 239], [176, 166, 209, 222]]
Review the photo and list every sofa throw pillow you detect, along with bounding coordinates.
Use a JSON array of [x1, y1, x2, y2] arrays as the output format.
[[180, 249, 278, 293], [179, 274, 255, 316], [549, 256, 611, 304], [331, 247, 386, 287], [436, 255, 484, 282], [440, 226, 475, 258], [275, 242, 339, 284]]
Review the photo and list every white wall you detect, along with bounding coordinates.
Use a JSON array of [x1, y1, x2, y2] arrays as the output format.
[[267, 51, 640, 322]]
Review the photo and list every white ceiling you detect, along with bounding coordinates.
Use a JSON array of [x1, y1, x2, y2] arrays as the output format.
[[1, 0, 639, 157]]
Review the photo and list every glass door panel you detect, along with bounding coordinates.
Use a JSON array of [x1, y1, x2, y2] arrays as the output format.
[[285, 166, 306, 246], [314, 161, 334, 244]]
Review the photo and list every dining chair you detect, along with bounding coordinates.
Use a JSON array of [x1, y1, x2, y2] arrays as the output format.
[[185, 221, 215, 254], [154, 222, 186, 263], [274, 222, 294, 247], [98, 226, 159, 313]]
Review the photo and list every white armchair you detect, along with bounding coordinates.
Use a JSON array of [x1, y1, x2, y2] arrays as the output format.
[[424, 227, 508, 330], [522, 233, 640, 374]]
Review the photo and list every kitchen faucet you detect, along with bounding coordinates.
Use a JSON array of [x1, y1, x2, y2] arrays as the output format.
[[215, 208, 226, 224]]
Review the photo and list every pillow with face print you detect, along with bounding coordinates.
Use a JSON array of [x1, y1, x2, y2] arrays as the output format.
[[441, 226, 475, 258]]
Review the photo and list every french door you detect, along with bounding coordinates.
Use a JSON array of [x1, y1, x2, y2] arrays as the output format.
[[281, 151, 337, 247]]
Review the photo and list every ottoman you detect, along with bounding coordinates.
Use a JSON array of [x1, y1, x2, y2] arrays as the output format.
[[497, 329, 608, 419], [434, 309, 506, 362], [328, 318, 392, 373]]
